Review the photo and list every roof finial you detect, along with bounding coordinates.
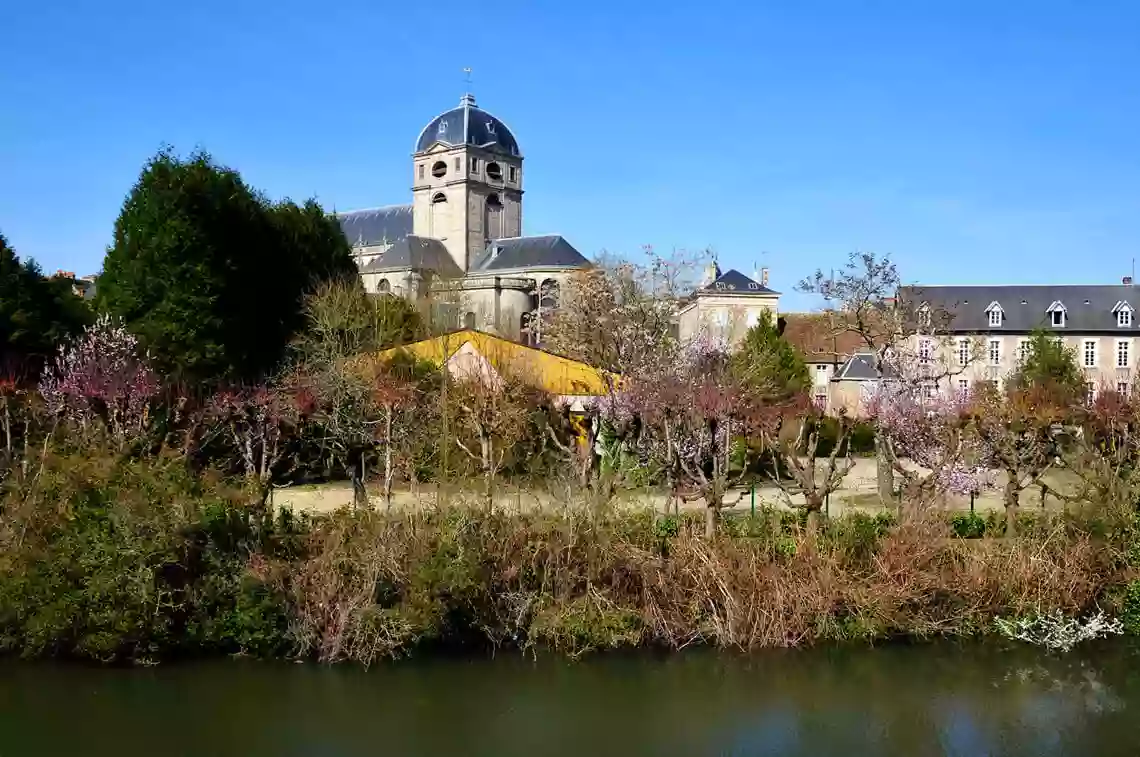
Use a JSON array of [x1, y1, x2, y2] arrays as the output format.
[[461, 67, 475, 107]]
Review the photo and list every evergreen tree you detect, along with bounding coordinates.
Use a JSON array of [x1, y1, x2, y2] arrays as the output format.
[[0, 232, 92, 372], [97, 150, 356, 383], [1007, 328, 1086, 402], [731, 311, 810, 400]]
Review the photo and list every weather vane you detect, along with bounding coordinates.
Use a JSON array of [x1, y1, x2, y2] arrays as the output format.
[[463, 67, 473, 86]]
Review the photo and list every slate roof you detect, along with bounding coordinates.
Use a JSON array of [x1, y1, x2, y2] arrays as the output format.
[[902, 284, 1140, 334], [698, 269, 780, 295], [470, 235, 590, 273], [415, 94, 521, 157], [360, 235, 463, 278], [336, 205, 413, 248], [835, 351, 896, 381]]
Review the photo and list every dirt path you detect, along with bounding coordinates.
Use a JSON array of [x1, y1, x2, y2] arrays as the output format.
[[273, 457, 1075, 517]]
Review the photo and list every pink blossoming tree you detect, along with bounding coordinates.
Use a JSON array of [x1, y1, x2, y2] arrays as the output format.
[[862, 373, 994, 510], [614, 335, 754, 538], [39, 314, 160, 449]]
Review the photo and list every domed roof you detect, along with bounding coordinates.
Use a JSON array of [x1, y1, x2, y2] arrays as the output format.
[[414, 94, 521, 157]]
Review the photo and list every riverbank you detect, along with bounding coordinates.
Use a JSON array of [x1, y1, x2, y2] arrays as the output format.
[[2, 453, 1136, 665]]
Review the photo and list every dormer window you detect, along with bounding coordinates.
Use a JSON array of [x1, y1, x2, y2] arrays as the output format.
[[1114, 301, 1134, 328], [1046, 300, 1067, 328], [985, 301, 1004, 328]]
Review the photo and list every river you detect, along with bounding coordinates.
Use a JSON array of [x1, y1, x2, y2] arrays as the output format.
[[2, 642, 1139, 756]]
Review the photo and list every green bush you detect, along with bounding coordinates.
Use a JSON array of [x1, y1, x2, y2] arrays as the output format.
[[0, 453, 295, 662], [810, 418, 877, 458], [1122, 580, 1140, 636], [950, 512, 987, 539]]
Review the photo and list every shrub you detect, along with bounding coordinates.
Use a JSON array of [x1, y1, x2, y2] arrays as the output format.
[[1122, 580, 1140, 636], [950, 512, 987, 539], [0, 452, 293, 662]]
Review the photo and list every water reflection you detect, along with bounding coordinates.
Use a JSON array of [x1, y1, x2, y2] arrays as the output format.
[[0, 642, 1137, 756]]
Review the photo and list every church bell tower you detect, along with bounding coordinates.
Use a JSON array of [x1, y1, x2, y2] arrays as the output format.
[[411, 94, 524, 273]]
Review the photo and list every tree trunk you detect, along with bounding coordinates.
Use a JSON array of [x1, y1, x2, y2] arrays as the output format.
[[875, 434, 894, 505], [804, 493, 824, 537], [383, 409, 394, 511], [1003, 476, 1019, 537], [351, 456, 369, 509], [704, 504, 717, 539], [806, 508, 820, 537], [484, 468, 494, 513]]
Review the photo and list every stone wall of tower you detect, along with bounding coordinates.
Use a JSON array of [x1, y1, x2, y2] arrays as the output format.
[[411, 145, 472, 272], [412, 143, 524, 274]]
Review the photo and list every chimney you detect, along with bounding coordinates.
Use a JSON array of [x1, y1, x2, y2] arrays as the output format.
[[1125, 276, 1134, 286], [761, 267, 769, 287]]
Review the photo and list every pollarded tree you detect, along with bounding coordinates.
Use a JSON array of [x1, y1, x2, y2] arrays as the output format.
[[97, 149, 357, 383], [447, 368, 546, 511], [615, 336, 756, 538], [862, 349, 993, 511], [969, 382, 1068, 536]]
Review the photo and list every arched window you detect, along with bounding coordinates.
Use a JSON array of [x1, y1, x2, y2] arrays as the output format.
[[485, 193, 503, 241], [431, 161, 447, 178], [430, 193, 448, 238], [377, 278, 391, 294], [462, 311, 477, 330], [539, 278, 560, 310]]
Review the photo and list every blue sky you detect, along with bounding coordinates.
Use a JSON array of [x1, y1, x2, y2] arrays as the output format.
[[3, 0, 1140, 310]]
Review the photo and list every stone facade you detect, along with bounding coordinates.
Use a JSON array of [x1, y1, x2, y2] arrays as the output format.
[[337, 94, 589, 342], [676, 265, 781, 345]]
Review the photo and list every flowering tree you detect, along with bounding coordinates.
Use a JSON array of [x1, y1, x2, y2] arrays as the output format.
[[862, 369, 993, 510], [614, 336, 754, 538], [799, 252, 976, 503], [38, 314, 159, 449], [541, 250, 699, 504]]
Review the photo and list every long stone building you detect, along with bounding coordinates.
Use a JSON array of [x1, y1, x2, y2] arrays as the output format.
[[902, 281, 1139, 400], [780, 279, 1140, 416]]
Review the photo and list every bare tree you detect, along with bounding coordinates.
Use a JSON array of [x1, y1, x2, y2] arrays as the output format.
[[762, 405, 855, 534], [448, 369, 544, 511]]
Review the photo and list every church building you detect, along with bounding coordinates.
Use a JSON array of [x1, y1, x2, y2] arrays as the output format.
[[336, 93, 591, 343]]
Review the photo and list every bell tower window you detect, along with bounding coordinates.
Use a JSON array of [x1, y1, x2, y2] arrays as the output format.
[[486, 162, 503, 181], [485, 193, 503, 241], [431, 161, 447, 178], [509, 165, 518, 183]]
